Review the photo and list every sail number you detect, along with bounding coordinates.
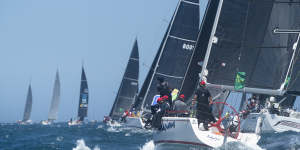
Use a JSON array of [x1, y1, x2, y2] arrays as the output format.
[[182, 43, 195, 51]]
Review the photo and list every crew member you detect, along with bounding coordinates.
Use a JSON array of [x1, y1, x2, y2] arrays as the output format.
[[173, 94, 189, 117], [157, 77, 172, 107], [120, 110, 129, 122], [194, 80, 215, 130]]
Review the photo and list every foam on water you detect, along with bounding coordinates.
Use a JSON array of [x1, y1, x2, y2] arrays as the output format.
[[73, 139, 100, 150], [216, 141, 264, 150], [259, 132, 300, 150], [139, 140, 155, 150]]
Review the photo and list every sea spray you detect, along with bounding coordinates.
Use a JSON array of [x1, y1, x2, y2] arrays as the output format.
[[73, 139, 100, 150], [139, 140, 155, 150]]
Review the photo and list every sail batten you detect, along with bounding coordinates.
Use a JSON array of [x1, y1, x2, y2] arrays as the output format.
[[109, 40, 139, 120], [48, 71, 61, 121]]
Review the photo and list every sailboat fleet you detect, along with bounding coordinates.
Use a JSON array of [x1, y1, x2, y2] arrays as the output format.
[[104, 0, 300, 148], [15, 0, 300, 148]]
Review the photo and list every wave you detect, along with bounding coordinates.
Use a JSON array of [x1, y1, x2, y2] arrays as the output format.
[[73, 139, 100, 150], [139, 140, 155, 150], [216, 141, 264, 150]]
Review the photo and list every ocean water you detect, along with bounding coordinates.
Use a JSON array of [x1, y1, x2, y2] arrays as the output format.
[[0, 122, 299, 150]]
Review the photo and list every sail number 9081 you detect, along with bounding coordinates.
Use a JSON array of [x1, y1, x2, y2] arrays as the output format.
[[182, 43, 195, 51]]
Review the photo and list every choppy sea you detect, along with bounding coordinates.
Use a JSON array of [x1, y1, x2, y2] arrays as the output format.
[[0, 122, 299, 150]]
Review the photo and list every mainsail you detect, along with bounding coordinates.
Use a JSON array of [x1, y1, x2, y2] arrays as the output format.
[[201, 0, 300, 96], [78, 67, 89, 121], [136, 0, 200, 111], [23, 84, 33, 122], [48, 70, 61, 121], [109, 40, 139, 120]]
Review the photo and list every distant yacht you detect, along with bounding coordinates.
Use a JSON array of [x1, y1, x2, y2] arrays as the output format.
[[105, 39, 139, 123], [68, 66, 89, 126], [18, 84, 33, 125], [41, 70, 61, 125]]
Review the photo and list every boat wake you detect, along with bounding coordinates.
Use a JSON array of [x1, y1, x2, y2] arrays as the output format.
[[259, 132, 300, 150], [73, 139, 100, 150], [216, 141, 264, 150]]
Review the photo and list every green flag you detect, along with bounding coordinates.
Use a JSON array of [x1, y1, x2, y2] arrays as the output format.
[[235, 72, 246, 90]]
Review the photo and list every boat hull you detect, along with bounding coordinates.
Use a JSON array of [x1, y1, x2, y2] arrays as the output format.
[[124, 117, 144, 128], [153, 117, 260, 149], [242, 111, 300, 133], [41, 120, 52, 125]]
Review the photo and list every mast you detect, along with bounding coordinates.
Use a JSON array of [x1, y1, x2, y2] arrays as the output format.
[[139, 0, 200, 111], [109, 39, 139, 120], [48, 70, 61, 121], [200, 0, 300, 96], [23, 84, 33, 122], [77, 66, 89, 121]]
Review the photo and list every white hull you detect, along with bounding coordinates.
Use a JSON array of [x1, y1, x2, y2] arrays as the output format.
[[41, 120, 53, 125], [242, 111, 300, 133], [68, 120, 82, 126], [124, 117, 145, 128], [17, 120, 33, 125], [153, 117, 260, 149]]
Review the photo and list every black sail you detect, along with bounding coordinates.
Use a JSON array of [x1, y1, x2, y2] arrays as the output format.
[[202, 0, 300, 95], [109, 40, 139, 120], [181, 0, 220, 101], [138, 0, 200, 111], [23, 84, 33, 122], [286, 2, 300, 95], [132, 24, 170, 111], [77, 67, 89, 121]]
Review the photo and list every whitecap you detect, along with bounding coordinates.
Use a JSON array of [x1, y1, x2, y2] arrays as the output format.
[[56, 136, 64, 142], [97, 125, 103, 129], [139, 140, 155, 150], [216, 141, 264, 150], [125, 133, 130, 136], [73, 139, 101, 150]]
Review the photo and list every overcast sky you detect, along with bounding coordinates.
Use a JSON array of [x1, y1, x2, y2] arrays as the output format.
[[0, 0, 210, 122]]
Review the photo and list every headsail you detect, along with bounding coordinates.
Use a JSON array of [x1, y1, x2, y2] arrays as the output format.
[[201, 0, 300, 96], [137, 0, 200, 111], [78, 67, 89, 121], [23, 84, 33, 122], [109, 40, 139, 120], [48, 70, 61, 121]]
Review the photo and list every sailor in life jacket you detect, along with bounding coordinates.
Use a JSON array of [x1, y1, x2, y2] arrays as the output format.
[[194, 80, 215, 130], [121, 110, 129, 122], [156, 77, 172, 107]]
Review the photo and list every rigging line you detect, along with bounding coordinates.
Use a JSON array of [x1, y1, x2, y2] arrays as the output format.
[[237, 0, 251, 73], [286, 40, 300, 89], [253, 0, 300, 3]]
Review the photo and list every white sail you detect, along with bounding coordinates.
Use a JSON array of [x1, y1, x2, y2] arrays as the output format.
[[48, 71, 61, 121]]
